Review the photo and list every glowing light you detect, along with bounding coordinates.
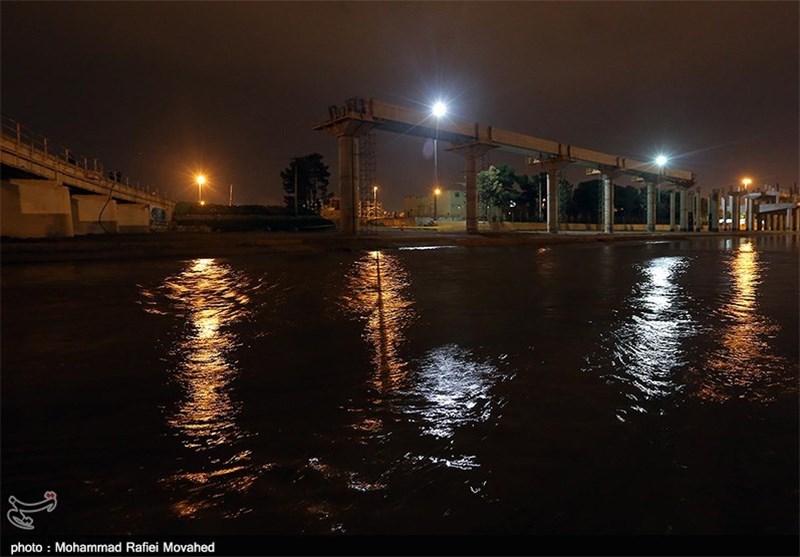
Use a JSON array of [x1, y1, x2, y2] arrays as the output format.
[[742, 177, 752, 187], [434, 187, 442, 196], [196, 174, 206, 185], [199, 200, 206, 206], [432, 101, 447, 118], [655, 155, 668, 167]]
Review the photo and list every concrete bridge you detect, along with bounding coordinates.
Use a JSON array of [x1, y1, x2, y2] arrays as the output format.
[[315, 98, 799, 235], [315, 97, 701, 235], [1, 115, 174, 238]]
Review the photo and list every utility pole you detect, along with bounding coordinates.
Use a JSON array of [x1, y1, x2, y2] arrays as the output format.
[[293, 157, 298, 216]]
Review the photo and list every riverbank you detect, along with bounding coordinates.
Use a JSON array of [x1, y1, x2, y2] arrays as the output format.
[[1, 229, 794, 263]]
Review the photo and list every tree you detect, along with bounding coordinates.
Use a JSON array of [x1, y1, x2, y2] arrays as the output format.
[[281, 153, 331, 214], [515, 173, 547, 221], [478, 165, 518, 221]]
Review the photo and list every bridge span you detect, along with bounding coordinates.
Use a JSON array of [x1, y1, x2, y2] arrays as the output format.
[[315, 97, 699, 235], [1, 115, 174, 238]]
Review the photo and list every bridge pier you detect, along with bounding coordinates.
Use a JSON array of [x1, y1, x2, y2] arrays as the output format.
[[72, 194, 118, 234], [669, 190, 676, 231], [694, 191, 702, 232], [646, 182, 656, 232], [117, 202, 151, 233], [1, 179, 74, 238], [679, 189, 689, 232], [602, 174, 614, 234], [709, 190, 719, 232], [448, 142, 496, 234]]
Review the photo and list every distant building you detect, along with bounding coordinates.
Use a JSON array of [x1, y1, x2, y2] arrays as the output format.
[[404, 185, 466, 219]]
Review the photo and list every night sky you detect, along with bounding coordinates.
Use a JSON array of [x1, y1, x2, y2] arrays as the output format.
[[2, 1, 797, 209]]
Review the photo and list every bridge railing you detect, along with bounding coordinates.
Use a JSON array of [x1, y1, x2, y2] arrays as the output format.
[[1, 113, 165, 197]]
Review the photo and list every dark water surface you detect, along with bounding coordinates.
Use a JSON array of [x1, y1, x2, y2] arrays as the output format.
[[2, 236, 798, 535]]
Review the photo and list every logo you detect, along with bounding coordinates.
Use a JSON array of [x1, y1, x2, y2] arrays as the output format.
[[7, 492, 57, 530]]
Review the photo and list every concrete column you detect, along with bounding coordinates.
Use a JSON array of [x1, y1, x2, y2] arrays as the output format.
[[602, 174, 614, 234], [787, 208, 794, 232], [337, 134, 358, 234], [709, 190, 719, 232], [732, 194, 741, 231], [669, 190, 676, 231], [465, 152, 478, 234], [646, 182, 655, 232], [694, 191, 702, 232], [547, 168, 559, 234], [745, 198, 753, 231], [680, 189, 689, 232], [768, 214, 775, 231]]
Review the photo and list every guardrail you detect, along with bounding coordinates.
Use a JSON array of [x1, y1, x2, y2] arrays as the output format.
[[1, 113, 166, 197]]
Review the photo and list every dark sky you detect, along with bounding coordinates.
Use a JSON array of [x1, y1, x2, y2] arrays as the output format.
[[2, 1, 797, 209]]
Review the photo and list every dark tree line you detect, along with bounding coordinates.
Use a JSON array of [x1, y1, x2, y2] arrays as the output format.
[[478, 165, 655, 224], [281, 153, 331, 214]]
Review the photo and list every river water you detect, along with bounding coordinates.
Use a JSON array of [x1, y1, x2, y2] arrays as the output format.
[[2, 235, 798, 536]]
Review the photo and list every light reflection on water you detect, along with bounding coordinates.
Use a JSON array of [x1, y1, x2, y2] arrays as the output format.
[[341, 251, 416, 395], [139, 258, 272, 518], [586, 256, 696, 419], [698, 240, 792, 402], [341, 250, 505, 474]]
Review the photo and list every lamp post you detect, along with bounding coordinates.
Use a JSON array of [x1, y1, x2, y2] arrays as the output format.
[[434, 187, 441, 220], [431, 101, 446, 210], [373, 185, 378, 218], [196, 174, 206, 204]]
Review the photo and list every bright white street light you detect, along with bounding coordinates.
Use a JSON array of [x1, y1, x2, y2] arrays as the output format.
[[655, 155, 668, 167], [432, 101, 447, 118]]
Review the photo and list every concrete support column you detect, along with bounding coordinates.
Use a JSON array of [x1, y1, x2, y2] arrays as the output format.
[[679, 189, 689, 232], [602, 174, 614, 234], [709, 190, 719, 232], [745, 198, 753, 231], [448, 141, 496, 234], [768, 214, 775, 231], [646, 182, 655, 232], [465, 152, 478, 234], [669, 190, 676, 231], [547, 168, 559, 234], [732, 195, 740, 231], [694, 191, 702, 232], [787, 208, 794, 232], [337, 135, 358, 235]]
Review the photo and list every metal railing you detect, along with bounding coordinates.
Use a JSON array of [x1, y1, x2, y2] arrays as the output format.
[[1, 113, 167, 198]]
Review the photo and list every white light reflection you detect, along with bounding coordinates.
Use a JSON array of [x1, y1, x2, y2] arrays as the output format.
[[402, 344, 499, 441], [140, 258, 273, 518], [586, 256, 696, 420]]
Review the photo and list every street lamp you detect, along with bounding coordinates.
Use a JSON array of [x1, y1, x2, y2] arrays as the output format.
[[742, 177, 752, 188], [655, 155, 668, 168], [431, 101, 447, 203], [373, 185, 378, 217], [434, 187, 441, 220], [196, 174, 206, 204]]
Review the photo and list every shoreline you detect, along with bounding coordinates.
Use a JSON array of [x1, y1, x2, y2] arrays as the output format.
[[1, 229, 795, 264]]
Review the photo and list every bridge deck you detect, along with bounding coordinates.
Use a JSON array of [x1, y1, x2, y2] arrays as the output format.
[[315, 98, 695, 186], [1, 115, 173, 208]]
